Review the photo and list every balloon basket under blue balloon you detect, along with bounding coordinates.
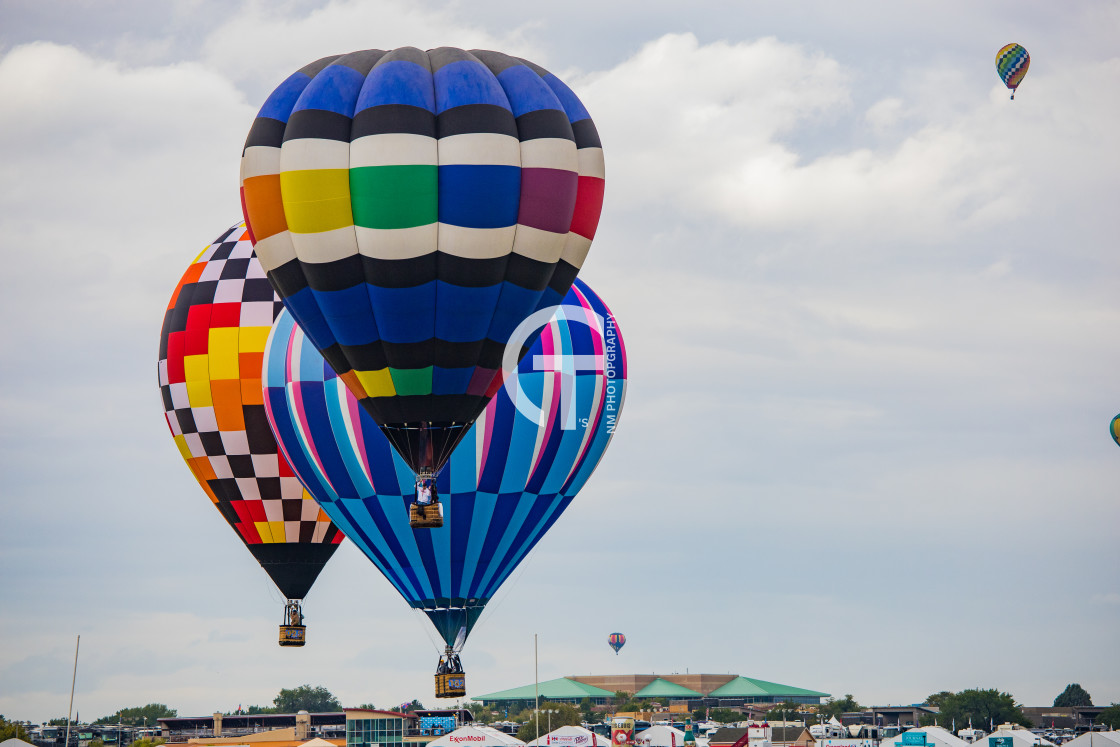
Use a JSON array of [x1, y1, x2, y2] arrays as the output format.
[[410, 501, 444, 529], [435, 672, 466, 699]]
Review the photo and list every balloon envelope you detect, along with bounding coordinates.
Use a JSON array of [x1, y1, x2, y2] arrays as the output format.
[[996, 43, 1030, 94], [1110, 414, 1120, 448], [262, 278, 626, 646], [608, 632, 626, 653], [241, 47, 606, 474], [158, 222, 343, 600]]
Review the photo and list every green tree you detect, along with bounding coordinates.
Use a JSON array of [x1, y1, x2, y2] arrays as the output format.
[[1, 717, 32, 741], [126, 738, 167, 747], [708, 709, 741, 724], [1098, 704, 1120, 730], [389, 700, 424, 714], [356, 704, 377, 711], [95, 705, 177, 727], [820, 695, 861, 720], [466, 702, 497, 725], [1053, 684, 1093, 707], [770, 702, 803, 724], [516, 703, 582, 742], [922, 689, 1029, 729], [246, 705, 278, 715], [273, 685, 342, 712], [924, 692, 955, 709]]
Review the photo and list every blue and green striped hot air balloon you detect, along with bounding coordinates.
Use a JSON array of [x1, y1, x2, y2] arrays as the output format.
[[261, 278, 626, 679], [242, 47, 606, 483]]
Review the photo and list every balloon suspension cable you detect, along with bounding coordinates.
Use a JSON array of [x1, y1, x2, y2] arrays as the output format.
[[413, 608, 446, 656], [436, 643, 464, 675]]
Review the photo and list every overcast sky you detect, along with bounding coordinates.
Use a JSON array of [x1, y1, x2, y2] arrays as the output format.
[[2, 0, 1119, 724]]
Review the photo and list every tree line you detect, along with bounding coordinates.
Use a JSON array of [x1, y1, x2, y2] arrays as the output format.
[[7, 681, 1118, 740]]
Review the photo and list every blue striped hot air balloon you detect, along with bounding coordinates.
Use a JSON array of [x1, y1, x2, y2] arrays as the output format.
[[242, 48, 606, 493], [262, 278, 626, 694]]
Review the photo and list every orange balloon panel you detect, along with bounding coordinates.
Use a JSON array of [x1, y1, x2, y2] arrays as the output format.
[[158, 222, 342, 600]]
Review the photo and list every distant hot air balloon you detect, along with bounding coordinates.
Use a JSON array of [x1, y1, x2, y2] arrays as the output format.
[[996, 43, 1030, 99], [158, 222, 344, 647], [240, 47, 605, 529], [608, 632, 626, 654], [262, 278, 626, 697], [1110, 414, 1120, 448]]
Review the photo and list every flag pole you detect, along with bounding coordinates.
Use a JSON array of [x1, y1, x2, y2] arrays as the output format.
[[64, 635, 80, 747]]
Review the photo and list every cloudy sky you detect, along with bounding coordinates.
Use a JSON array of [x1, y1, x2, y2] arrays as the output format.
[[2, 0, 1119, 724]]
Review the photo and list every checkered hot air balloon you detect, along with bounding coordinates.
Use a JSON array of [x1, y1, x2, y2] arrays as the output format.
[[608, 632, 626, 654], [261, 278, 626, 694], [240, 47, 605, 507], [157, 222, 344, 645], [996, 43, 1030, 99]]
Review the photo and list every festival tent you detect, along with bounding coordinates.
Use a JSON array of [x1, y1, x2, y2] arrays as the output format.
[[980, 729, 1056, 747], [427, 726, 526, 747], [525, 726, 612, 747], [1062, 733, 1120, 747], [880, 727, 972, 747], [634, 726, 688, 747]]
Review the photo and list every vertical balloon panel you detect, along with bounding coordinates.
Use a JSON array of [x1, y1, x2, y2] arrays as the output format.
[[262, 278, 626, 648]]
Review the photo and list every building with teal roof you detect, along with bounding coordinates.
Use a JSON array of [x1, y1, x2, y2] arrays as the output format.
[[473, 674, 828, 711], [473, 677, 617, 710], [634, 679, 703, 699]]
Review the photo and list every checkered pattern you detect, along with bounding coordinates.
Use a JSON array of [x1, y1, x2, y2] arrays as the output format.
[[996, 43, 1030, 92], [158, 222, 343, 549]]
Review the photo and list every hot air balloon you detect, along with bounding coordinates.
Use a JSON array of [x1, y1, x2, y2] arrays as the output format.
[[1110, 414, 1120, 448], [608, 632, 626, 654], [262, 278, 626, 696], [996, 43, 1030, 99], [241, 47, 605, 528], [158, 222, 344, 647]]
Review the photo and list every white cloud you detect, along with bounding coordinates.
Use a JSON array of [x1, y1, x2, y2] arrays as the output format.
[[575, 33, 1120, 248], [2, 5, 1120, 722], [865, 96, 906, 132], [200, 0, 535, 97]]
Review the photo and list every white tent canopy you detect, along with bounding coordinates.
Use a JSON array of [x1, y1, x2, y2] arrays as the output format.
[[1063, 733, 1120, 747], [981, 728, 1056, 747], [880, 726, 973, 747], [524, 726, 612, 747], [427, 726, 526, 747], [634, 726, 688, 747]]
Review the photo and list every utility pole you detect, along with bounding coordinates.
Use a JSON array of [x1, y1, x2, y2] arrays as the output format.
[[64, 636, 80, 747], [535, 634, 540, 742]]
